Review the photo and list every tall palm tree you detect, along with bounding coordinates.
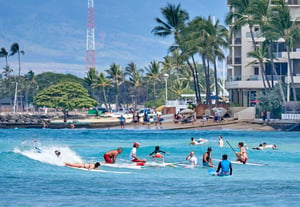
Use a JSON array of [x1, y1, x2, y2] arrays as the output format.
[[125, 62, 143, 110], [10, 42, 24, 112], [93, 72, 111, 110], [106, 63, 122, 111], [267, 1, 300, 101], [10, 42, 24, 76], [23, 70, 38, 112], [145, 61, 161, 101], [0, 48, 9, 67], [204, 16, 229, 107], [152, 3, 189, 41]]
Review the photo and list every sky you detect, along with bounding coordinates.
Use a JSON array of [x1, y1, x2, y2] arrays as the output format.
[[0, 0, 228, 77]]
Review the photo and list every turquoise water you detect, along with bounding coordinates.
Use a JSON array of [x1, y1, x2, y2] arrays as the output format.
[[0, 128, 299, 207]]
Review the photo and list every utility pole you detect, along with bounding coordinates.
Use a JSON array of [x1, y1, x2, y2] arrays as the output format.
[[86, 0, 96, 71]]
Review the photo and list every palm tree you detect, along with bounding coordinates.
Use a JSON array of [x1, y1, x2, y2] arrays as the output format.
[[152, 3, 189, 41], [84, 67, 98, 98], [125, 62, 143, 110], [267, 1, 300, 101], [10, 42, 24, 113], [171, 79, 188, 99], [226, 0, 258, 51], [247, 41, 271, 90], [106, 63, 122, 111], [0, 48, 9, 67], [23, 70, 38, 112], [10, 42, 24, 76], [93, 72, 111, 110], [145, 61, 161, 101], [204, 16, 229, 107]]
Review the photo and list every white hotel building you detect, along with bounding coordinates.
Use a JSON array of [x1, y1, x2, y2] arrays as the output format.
[[226, 0, 300, 107]]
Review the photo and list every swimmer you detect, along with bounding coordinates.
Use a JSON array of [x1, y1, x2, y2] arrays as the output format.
[[189, 137, 197, 145], [216, 154, 232, 176], [54, 150, 61, 157]]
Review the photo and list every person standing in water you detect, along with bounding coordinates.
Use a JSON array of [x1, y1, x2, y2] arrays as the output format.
[[218, 136, 224, 147], [185, 151, 197, 168], [203, 147, 214, 167]]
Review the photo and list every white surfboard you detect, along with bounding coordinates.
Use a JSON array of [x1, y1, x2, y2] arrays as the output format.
[[100, 162, 143, 169], [144, 162, 176, 168], [66, 166, 131, 174], [213, 159, 267, 166]]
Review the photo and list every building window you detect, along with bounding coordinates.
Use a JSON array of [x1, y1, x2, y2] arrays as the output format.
[[254, 67, 259, 75]]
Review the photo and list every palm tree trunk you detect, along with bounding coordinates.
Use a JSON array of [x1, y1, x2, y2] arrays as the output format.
[[287, 46, 297, 101], [191, 55, 202, 103], [102, 87, 109, 110], [186, 60, 199, 103]]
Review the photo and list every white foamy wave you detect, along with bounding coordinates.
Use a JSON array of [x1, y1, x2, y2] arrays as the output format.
[[14, 144, 83, 166]]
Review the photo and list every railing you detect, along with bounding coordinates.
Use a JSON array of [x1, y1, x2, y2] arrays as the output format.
[[287, 0, 300, 5], [227, 75, 285, 82]]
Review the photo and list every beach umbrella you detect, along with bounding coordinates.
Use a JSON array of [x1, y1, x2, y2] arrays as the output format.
[[179, 109, 195, 114], [156, 105, 165, 111]]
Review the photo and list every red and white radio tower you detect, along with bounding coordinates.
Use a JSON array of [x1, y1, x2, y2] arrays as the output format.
[[86, 0, 96, 71]]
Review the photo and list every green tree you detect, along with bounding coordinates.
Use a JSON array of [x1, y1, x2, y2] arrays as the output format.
[[34, 82, 97, 123], [106, 63, 122, 111], [145, 60, 161, 101], [93, 72, 111, 110], [125, 62, 143, 110]]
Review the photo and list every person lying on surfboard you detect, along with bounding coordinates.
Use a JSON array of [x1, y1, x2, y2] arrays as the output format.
[[203, 147, 214, 167], [188, 137, 197, 145], [149, 145, 167, 162], [103, 148, 123, 164], [129, 142, 146, 165], [65, 162, 101, 170], [235, 142, 248, 164], [216, 154, 232, 176]]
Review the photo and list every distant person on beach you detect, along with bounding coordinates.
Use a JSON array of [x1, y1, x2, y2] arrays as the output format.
[[103, 148, 123, 164], [149, 145, 167, 162], [218, 136, 224, 147], [185, 151, 197, 168], [129, 142, 146, 164], [189, 137, 197, 145], [119, 115, 125, 128], [65, 162, 100, 170], [203, 147, 214, 167], [235, 142, 248, 164], [216, 154, 232, 176]]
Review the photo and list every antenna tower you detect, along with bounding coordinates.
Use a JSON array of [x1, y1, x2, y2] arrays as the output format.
[[86, 0, 96, 71]]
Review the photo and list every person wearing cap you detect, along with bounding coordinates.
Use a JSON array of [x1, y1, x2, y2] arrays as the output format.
[[129, 142, 146, 164], [202, 147, 214, 167]]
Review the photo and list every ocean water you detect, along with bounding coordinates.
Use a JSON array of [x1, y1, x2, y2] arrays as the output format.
[[0, 128, 299, 207]]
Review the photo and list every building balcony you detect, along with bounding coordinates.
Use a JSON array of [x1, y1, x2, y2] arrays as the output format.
[[287, 0, 300, 6], [227, 57, 242, 65]]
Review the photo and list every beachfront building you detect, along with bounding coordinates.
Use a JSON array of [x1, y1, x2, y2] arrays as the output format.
[[226, 0, 300, 107]]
